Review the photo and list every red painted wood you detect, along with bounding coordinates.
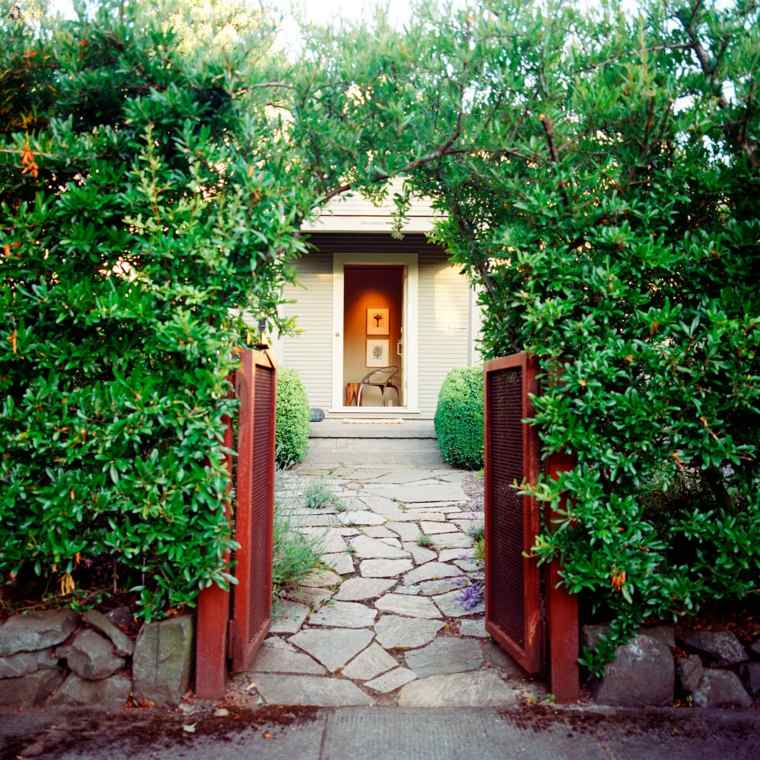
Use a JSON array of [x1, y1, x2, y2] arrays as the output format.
[[230, 349, 276, 673], [545, 452, 580, 703], [483, 352, 543, 674], [195, 408, 235, 698]]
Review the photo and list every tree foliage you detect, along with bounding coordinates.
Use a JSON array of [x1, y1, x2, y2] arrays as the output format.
[[275, 0, 760, 669], [0, 0, 310, 618]]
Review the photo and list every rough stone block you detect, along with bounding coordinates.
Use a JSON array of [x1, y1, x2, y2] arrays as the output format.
[[0, 610, 78, 656], [692, 669, 752, 708], [676, 654, 704, 694], [0, 648, 58, 679], [133, 615, 193, 705], [59, 629, 125, 680], [0, 668, 64, 707], [50, 673, 131, 708], [584, 627, 674, 706], [83, 609, 134, 656], [682, 630, 747, 667]]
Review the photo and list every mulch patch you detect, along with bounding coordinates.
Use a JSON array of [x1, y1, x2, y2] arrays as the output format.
[[1, 704, 319, 760]]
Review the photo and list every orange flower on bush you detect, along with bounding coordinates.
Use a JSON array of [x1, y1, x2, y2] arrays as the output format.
[[20, 140, 39, 178], [611, 569, 627, 591]]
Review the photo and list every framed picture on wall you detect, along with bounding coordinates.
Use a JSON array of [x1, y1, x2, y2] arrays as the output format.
[[366, 338, 390, 367], [366, 308, 389, 335]]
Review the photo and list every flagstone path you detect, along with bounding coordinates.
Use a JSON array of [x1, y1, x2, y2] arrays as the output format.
[[240, 465, 543, 708]]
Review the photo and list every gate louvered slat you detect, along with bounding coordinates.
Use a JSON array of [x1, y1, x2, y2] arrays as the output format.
[[484, 352, 542, 674]]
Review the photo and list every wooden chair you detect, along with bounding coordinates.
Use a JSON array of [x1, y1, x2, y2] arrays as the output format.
[[356, 367, 400, 407]]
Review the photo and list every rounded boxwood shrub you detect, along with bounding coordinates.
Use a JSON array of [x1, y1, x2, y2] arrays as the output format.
[[434, 367, 484, 469], [276, 369, 310, 468]]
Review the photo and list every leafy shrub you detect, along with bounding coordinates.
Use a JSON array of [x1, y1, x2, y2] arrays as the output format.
[[272, 508, 322, 595], [275, 369, 310, 468], [434, 367, 484, 469], [0, 4, 308, 620]]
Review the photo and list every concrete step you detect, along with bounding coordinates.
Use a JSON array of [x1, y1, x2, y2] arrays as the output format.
[[310, 420, 436, 439], [302, 436, 443, 467]]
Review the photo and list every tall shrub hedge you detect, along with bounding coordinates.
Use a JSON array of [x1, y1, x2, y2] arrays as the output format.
[[275, 0, 760, 669], [275, 369, 310, 469], [0, 2, 308, 619], [434, 367, 483, 470]]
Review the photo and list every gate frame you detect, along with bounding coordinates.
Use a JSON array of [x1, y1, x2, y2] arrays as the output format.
[[195, 347, 276, 699], [484, 351, 580, 702]]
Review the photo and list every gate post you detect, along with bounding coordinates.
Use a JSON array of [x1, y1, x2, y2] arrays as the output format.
[[195, 413, 235, 700], [545, 452, 580, 703]]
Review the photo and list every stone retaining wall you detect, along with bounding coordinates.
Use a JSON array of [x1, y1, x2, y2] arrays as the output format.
[[585, 624, 759, 708], [0, 609, 193, 709]]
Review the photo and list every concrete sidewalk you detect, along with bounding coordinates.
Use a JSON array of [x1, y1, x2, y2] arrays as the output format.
[[2, 704, 758, 760]]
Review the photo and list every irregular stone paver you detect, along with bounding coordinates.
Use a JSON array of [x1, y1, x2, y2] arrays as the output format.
[[403, 561, 463, 586], [393, 512, 446, 522], [360, 559, 413, 578], [455, 559, 481, 572], [375, 484, 468, 503], [403, 543, 437, 565], [308, 601, 377, 628], [375, 616, 444, 649], [438, 548, 475, 562], [363, 526, 397, 539], [293, 514, 337, 527], [430, 533, 473, 549], [335, 527, 361, 537], [366, 667, 417, 694], [434, 589, 484, 617], [299, 528, 349, 554], [322, 552, 355, 575], [254, 674, 374, 706], [270, 601, 310, 634], [387, 522, 422, 541], [350, 535, 409, 560], [460, 619, 487, 638], [404, 577, 470, 597], [419, 521, 459, 535], [253, 640, 326, 675], [398, 671, 522, 707], [342, 643, 398, 681], [375, 594, 442, 619], [286, 586, 333, 609], [334, 577, 397, 602], [339, 510, 387, 526], [404, 638, 483, 677], [300, 569, 342, 588], [289, 628, 374, 672]]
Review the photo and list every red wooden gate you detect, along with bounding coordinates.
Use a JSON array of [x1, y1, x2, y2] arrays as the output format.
[[195, 348, 276, 698], [483, 351, 579, 701]]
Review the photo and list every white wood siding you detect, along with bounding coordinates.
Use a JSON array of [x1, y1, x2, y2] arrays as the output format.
[[280, 254, 334, 411], [418, 252, 481, 417]]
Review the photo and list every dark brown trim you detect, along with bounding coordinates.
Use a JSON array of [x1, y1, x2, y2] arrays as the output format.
[[305, 232, 448, 255]]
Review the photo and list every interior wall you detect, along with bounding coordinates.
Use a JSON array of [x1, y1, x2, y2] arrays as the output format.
[[343, 266, 404, 406]]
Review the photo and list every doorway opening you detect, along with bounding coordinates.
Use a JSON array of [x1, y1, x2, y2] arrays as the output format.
[[342, 265, 405, 408]]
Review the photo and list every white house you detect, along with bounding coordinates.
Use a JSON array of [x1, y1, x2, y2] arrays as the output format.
[[271, 184, 482, 420]]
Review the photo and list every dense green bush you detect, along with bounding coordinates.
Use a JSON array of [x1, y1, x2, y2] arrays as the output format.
[[434, 367, 483, 469], [0, 2, 309, 619], [277, 0, 759, 670], [275, 369, 310, 468]]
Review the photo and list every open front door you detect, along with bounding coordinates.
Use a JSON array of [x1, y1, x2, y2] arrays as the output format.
[[483, 352, 543, 674]]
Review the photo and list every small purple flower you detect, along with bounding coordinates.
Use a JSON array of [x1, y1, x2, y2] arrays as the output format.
[[458, 581, 484, 611]]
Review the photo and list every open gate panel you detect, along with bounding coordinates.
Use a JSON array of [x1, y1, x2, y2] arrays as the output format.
[[483, 352, 542, 674]]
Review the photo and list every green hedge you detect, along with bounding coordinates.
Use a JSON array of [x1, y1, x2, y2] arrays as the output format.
[[275, 369, 310, 468], [434, 367, 484, 470], [0, 5, 308, 620]]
